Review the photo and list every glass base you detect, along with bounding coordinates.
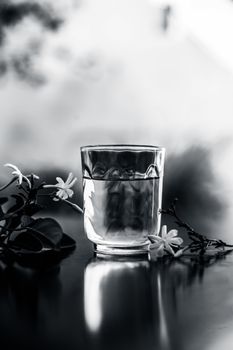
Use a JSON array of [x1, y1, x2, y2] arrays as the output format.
[[94, 242, 150, 256]]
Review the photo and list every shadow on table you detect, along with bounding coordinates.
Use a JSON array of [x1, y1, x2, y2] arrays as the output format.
[[83, 252, 231, 350]]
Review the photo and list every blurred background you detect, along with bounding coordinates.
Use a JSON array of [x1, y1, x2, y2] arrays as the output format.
[[0, 0, 233, 239]]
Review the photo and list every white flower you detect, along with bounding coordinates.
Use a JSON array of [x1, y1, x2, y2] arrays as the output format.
[[149, 225, 183, 257], [4, 163, 31, 188], [44, 172, 77, 201]]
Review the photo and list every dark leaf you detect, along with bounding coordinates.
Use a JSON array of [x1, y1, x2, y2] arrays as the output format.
[[3, 215, 22, 233], [9, 231, 43, 252], [21, 215, 35, 227], [24, 202, 43, 216], [7, 233, 76, 268], [0, 197, 7, 219], [17, 192, 27, 200], [188, 233, 201, 242], [0, 197, 8, 206], [7, 195, 25, 214], [0, 208, 4, 220], [60, 233, 76, 250], [27, 217, 63, 248], [28, 188, 39, 201]]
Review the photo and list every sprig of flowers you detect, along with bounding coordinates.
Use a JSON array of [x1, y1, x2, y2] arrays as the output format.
[[154, 198, 233, 259], [44, 173, 77, 200], [43, 173, 83, 213], [149, 225, 184, 257], [0, 163, 83, 260], [4, 163, 33, 188]]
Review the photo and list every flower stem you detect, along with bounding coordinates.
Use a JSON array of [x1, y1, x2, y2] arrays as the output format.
[[61, 199, 84, 214], [0, 177, 18, 191], [162, 199, 233, 253]]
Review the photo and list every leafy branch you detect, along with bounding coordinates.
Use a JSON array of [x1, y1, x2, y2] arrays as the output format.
[[161, 198, 233, 256], [0, 164, 82, 262]]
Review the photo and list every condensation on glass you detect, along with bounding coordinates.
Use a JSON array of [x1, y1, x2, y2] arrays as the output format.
[[81, 145, 165, 255]]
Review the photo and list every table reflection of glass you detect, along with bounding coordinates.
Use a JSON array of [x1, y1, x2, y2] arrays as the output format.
[[84, 256, 180, 350]]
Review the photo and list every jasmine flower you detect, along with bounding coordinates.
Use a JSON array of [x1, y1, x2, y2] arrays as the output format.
[[149, 225, 183, 257], [4, 163, 32, 188], [44, 172, 77, 201]]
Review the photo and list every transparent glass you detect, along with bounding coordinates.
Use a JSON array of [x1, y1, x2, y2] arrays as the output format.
[[81, 145, 165, 255]]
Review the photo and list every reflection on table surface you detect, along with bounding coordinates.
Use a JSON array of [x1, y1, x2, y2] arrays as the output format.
[[84, 257, 155, 350], [0, 216, 233, 350]]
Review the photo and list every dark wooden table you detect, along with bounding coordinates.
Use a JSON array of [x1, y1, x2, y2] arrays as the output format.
[[0, 215, 233, 350]]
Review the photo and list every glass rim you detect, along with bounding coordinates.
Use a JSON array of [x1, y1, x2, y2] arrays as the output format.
[[80, 144, 165, 152]]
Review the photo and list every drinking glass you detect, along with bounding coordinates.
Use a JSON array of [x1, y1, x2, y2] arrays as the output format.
[[81, 145, 165, 255]]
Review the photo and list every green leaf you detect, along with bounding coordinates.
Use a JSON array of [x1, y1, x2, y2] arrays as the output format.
[[27, 218, 64, 248]]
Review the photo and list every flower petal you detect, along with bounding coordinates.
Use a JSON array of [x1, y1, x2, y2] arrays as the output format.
[[61, 191, 69, 200], [164, 242, 175, 255], [148, 235, 163, 243], [168, 237, 183, 246], [66, 172, 74, 185], [67, 177, 77, 188], [4, 163, 19, 172], [23, 175, 31, 189], [161, 225, 167, 239], [66, 188, 74, 198], [56, 177, 65, 186], [156, 244, 165, 257], [56, 189, 64, 198], [18, 172, 23, 185], [150, 241, 163, 249], [167, 229, 178, 238]]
